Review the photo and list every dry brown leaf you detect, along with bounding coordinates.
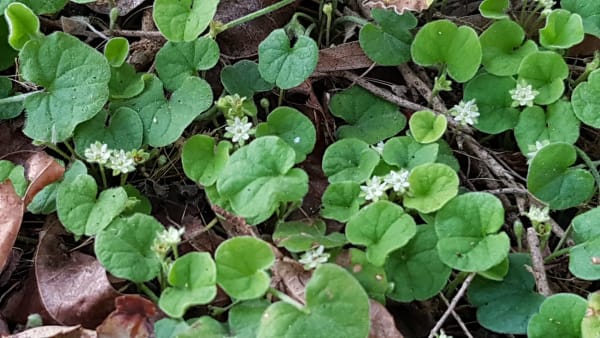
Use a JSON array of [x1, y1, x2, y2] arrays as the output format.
[[95, 295, 163, 338], [0, 181, 24, 272], [369, 300, 404, 338], [23, 152, 64, 207], [270, 259, 312, 304], [316, 42, 373, 73], [362, 0, 433, 15], [85, 0, 145, 15], [35, 217, 120, 328], [11, 325, 97, 338]]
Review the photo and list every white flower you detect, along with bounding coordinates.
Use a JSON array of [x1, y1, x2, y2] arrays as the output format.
[[536, 0, 555, 10], [152, 227, 185, 258], [510, 80, 539, 107], [384, 169, 410, 194], [360, 176, 388, 202], [84, 141, 111, 165], [436, 330, 453, 338], [225, 116, 254, 145], [371, 141, 385, 155], [106, 149, 136, 175], [450, 99, 479, 126], [526, 140, 550, 164], [526, 206, 550, 224], [298, 245, 330, 270]]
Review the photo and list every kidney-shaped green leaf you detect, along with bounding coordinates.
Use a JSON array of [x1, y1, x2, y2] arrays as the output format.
[[215, 236, 275, 300], [359, 8, 416, 65], [572, 69, 600, 128], [5, 2, 41, 50], [19, 32, 110, 142], [221, 60, 274, 98], [273, 219, 347, 253], [320, 181, 362, 222], [527, 293, 587, 338], [104, 37, 129, 67], [0, 76, 23, 119], [517, 51, 568, 105], [346, 200, 416, 266], [403, 163, 459, 214], [480, 20, 537, 76], [182, 135, 231, 187], [479, 0, 509, 19], [382, 136, 439, 169], [561, 0, 600, 37], [540, 9, 584, 49], [409, 110, 447, 144], [569, 208, 600, 280], [257, 263, 370, 338], [159, 252, 217, 318], [527, 142, 594, 210], [153, 0, 219, 42], [322, 138, 380, 183], [435, 192, 510, 272]]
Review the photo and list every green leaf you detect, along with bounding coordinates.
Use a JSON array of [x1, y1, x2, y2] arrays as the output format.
[[5, 2, 41, 50], [468, 253, 546, 334], [403, 163, 459, 214], [73, 108, 144, 155], [104, 37, 129, 67], [152, 0, 219, 42], [385, 224, 451, 302], [517, 51, 568, 105], [18, 0, 68, 14], [540, 9, 584, 49], [569, 208, 600, 280], [572, 69, 600, 128], [216, 136, 308, 225], [527, 143, 594, 209], [561, 0, 600, 37], [215, 236, 275, 300], [220, 60, 274, 98], [527, 293, 587, 338], [182, 135, 231, 187], [480, 20, 537, 76], [514, 101, 580, 155], [0, 159, 27, 196], [322, 138, 380, 183], [229, 300, 270, 338], [382, 136, 439, 169], [122, 184, 152, 215], [159, 252, 217, 318], [463, 73, 519, 134], [155, 37, 219, 91], [329, 86, 406, 144], [347, 248, 389, 304], [258, 28, 318, 89], [320, 181, 362, 222], [479, 0, 509, 19], [0, 18, 18, 71], [582, 292, 600, 338], [0, 76, 23, 119], [27, 160, 86, 215], [108, 63, 145, 99], [409, 110, 447, 144], [257, 264, 370, 338], [478, 257, 509, 281], [256, 106, 316, 163], [346, 200, 416, 266], [111, 75, 212, 147], [19, 32, 111, 143], [95, 213, 163, 283], [56, 174, 128, 236], [154, 318, 191, 338], [435, 139, 460, 171], [411, 20, 481, 82], [273, 219, 347, 253], [435, 192, 510, 272], [359, 9, 416, 65], [178, 317, 228, 338]]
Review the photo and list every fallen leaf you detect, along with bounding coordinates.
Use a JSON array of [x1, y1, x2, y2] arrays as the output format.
[[0, 181, 24, 272], [270, 258, 312, 304], [369, 300, 404, 338], [95, 295, 163, 338], [362, 0, 433, 15], [35, 217, 120, 328], [23, 152, 64, 207], [11, 325, 96, 338], [85, 0, 145, 15], [315, 42, 373, 73]]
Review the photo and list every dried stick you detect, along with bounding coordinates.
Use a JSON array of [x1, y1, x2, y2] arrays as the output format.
[[439, 293, 474, 338], [428, 273, 476, 338], [526, 227, 552, 296]]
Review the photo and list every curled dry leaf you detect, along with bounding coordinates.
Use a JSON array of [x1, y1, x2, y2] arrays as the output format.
[[35, 217, 120, 328], [0, 181, 24, 272], [96, 295, 163, 338], [270, 258, 312, 304], [23, 151, 64, 207], [369, 300, 404, 338], [11, 325, 96, 338], [85, 0, 145, 15], [362, 0, 433, 15]]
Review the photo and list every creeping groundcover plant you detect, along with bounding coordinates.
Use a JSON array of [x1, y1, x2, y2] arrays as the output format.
[[0, 0, 599, 337]]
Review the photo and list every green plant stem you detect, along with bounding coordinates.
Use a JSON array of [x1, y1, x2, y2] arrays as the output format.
[[120, 172, 128, 186], [544, 246, 570, 263], [220, 0, 296, 32], [268, 287, 308, 314], [171, 244, 179, 259], [332, 16, 369, 29], [278, 88, 285, 106], [204, 217, 219, 232], [519, 0, 529, 24], [443, 271, 469, 298], [43, 143, 71, 161], [575, 146, 600, 198], [0, 90, 43, 104], [325, 2, 333, 46], [137, 283, 159, 303], [550, 223, 573, 255], [99, 165, 108, 188]]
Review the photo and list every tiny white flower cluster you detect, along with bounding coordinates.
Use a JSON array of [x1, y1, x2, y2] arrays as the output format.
[[360, 169, 411, 202], [536, 0, 555, 15], [298, 245, 330, 270], [526, 139, 550, 164], [525, 205, 550, 225], [84, 141, 148, 175], [225, 116, 255, 145], [152, 226, 185, 258], [450, 99, 479, 126], [510, 80, 539, 107], [370, 141, 385, 155]]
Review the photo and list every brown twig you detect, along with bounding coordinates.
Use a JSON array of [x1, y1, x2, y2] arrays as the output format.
[[439, 293, 474, 338], [428, 273, 476, 338], [526, 227, 552, 296]]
